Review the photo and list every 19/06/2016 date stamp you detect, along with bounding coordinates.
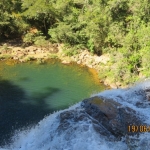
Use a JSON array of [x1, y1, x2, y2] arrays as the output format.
[[128, 125, 150, 132]]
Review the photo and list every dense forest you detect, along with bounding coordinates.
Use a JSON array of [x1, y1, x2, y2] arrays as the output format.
[[1, 0, 150, 85]]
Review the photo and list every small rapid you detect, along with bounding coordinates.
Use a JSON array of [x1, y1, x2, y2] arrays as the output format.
[[1, 80, 150, 150]]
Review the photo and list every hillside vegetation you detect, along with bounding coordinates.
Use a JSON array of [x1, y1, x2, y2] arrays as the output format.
[[1, 0, 150, 85]]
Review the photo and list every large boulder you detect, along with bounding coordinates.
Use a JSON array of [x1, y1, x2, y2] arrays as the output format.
[[81, 96, 144, 138], [57, 96, 144, 142]]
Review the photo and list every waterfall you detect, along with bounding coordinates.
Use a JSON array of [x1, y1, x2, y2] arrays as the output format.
[[1, 80, 150, 150]]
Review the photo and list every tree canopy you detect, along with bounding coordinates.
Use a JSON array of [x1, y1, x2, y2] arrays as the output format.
[[1, 0, 150, 85]]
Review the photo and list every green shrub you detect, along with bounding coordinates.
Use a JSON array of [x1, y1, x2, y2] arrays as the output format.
[[23, 32, 35, 44], [23, 31, 47, 47], [34, 36, 48, 47]]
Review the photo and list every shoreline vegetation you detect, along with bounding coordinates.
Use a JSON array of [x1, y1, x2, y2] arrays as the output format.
[[1, 0, 150, 88], [0, 41, 136, 89], [0, 41, 113, 87]]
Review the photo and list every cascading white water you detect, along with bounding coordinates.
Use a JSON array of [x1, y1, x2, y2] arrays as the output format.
[[1, 80, 150, 150]]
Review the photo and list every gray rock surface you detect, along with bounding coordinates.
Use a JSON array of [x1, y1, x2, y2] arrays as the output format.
[[57, 95, 145, 142], [58, 110, 115, 141], [81, 96, 144, 138]]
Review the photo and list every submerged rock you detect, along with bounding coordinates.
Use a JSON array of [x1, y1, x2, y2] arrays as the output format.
[[144, 88, 150, 100]]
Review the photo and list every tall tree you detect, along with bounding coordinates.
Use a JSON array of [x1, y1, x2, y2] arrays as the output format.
[[21, 0, 57, 35], [0, 0, 26, 39]]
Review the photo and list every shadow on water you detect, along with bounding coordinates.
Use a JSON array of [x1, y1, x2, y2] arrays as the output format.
[[0, 79, 60, 146], [18, 77, 30, 82]]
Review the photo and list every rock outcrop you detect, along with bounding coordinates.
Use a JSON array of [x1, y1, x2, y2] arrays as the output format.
[[57, 96, 145, 142], [82, 96, 144, 139], [58, 109, 116, 141]]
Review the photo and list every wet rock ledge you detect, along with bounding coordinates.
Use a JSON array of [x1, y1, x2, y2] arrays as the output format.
[[59, 96, 145, 141], [82, 96, 143, 138]]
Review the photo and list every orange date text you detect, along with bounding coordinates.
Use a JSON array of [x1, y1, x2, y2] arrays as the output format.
[[128, 125, 150, 132]]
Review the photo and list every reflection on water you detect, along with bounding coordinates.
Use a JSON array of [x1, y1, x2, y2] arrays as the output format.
[[0, 59, 106, 146]]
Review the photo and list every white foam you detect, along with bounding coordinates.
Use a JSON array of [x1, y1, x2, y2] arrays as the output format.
[[1, 80, 150, 150], [0, 102, 128, 150], [94, 80, 150, 123]]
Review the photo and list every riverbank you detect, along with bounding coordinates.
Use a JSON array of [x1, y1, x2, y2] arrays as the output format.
[[0, 42, 123, 88]]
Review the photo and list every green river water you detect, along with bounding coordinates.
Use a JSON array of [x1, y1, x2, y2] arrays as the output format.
[[0, 59, 106, 145]]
